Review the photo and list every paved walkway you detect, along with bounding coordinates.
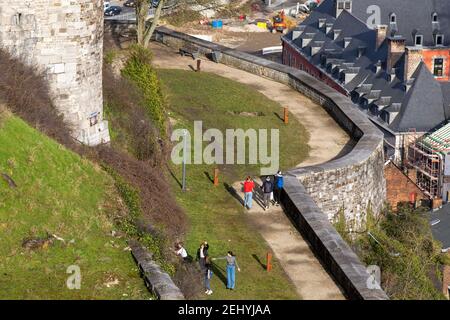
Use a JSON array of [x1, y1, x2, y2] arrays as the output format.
[[150, 42, 347, 299]]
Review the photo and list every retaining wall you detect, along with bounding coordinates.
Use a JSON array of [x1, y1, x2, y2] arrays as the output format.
[[130, 241, 184, 300], [150, 26, 388, 300]]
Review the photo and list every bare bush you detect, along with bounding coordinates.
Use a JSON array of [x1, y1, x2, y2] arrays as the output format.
[[0, 50, 76, 149]]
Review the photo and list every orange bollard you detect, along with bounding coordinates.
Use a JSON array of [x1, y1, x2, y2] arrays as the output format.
[[214, 168, 219, 186], [283, 107, 289, 124], [266, 252, 272, 272]]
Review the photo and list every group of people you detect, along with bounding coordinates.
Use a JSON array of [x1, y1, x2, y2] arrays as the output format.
[[243, 170, 284, 211], [174, 241, 241, 295]]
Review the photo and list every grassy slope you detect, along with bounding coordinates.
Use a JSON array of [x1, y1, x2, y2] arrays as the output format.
[[0, 115, 150, 299], [159, 69, 310, 299]]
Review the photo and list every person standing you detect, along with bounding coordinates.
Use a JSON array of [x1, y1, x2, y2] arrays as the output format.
[[243, 176, 254, 209], [213, 251, 241, 290], [197, 243, 206, 270], [261, 176, 274, 210], [204, 257, 213, 295], [274, 171, 284, 206]]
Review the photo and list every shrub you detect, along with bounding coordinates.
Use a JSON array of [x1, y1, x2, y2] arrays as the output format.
[[122, 45, 166, 135], [355, 207, 446, 300], [103, 65, 164, 163], [0, 50, 76, 149]]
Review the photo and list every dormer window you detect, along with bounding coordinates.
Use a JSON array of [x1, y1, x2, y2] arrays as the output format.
[[436, 34, 444, 46], [415, 35, 423, 46], [432, 13, 438, 22], [390, 13, 396, 23]]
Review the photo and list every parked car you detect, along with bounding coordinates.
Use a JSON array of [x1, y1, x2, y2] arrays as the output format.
[[104, 6, 122, 16], [124, 0, 136, 7]]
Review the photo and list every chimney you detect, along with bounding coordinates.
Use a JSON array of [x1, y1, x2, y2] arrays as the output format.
[[375, 25, 388, 49], [387, 36, 405, 74], [335, 0, 352, 18], [404, 47, 423, 80]]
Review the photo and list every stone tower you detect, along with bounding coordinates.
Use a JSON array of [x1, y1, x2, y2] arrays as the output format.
[[0, 0, 109, 145]]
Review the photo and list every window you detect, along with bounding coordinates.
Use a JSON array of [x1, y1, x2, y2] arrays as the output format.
[[432, 13, 438, 22], [390, 13, 396, 23], [434, 58, 444, 77], [436, 34, 444, 46], [344, 1, 351, 10], [338, 2, 344, 9], [415, 35, 423, 46]]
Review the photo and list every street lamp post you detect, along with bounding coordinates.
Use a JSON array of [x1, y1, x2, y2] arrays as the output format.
[[182, 129, 187, 192]]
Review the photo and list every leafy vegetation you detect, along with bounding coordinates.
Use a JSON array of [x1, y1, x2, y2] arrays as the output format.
[[337, 205, 448, 300], [122, 46, 166, 135], [102, 165, 175, 276]]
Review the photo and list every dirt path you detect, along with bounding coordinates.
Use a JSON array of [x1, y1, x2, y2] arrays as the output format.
[[150, 42, 350, 167], [150, 42, 347, 299]]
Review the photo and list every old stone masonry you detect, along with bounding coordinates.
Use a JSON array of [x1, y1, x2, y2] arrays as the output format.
[[0, 0, 109, 145]]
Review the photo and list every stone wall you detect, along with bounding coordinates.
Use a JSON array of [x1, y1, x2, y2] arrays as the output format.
[[130, 241, 184, 300], [0, 0, 110, 145], [151, 26, 388, 299]]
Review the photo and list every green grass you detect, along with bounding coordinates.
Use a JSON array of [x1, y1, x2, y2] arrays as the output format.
[[0, 115, 150, 299], [159, 69, 310, 299]]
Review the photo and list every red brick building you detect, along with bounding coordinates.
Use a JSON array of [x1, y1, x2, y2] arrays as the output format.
[[384, 161, 429, 211]]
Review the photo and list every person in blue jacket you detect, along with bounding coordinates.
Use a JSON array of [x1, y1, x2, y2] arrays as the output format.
[[274, 170, 284, 206]]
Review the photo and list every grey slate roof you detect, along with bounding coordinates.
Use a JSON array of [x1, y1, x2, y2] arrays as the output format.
[[316, 0, 450, 47], [390, 62, 446, 132], [283, 0, 450, 133]]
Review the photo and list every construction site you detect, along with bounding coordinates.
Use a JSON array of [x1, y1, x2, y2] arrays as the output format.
[[406, 123, 450, 205]]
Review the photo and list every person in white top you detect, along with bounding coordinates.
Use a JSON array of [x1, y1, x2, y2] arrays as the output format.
[[174, 243, 189, 262]]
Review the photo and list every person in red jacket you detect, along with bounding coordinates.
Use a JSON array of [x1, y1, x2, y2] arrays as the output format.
[[243, 176, 254, 209]]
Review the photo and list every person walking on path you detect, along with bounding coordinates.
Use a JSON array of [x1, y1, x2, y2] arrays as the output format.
[[243, 176, 254, 209], [261, 176, 274, 210], [204, 257, 214, 295], [213, 251, 241, 290], [274, 171, 284, 206]]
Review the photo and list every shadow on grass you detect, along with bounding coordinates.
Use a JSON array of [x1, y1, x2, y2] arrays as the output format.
[[211, 262, 228, 288], [167, 166, 182, 189], [273, 111, 285, 123], [252, 254, 267, 270], [224, 182, 244, 206], [204, 171, 214, 184]]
